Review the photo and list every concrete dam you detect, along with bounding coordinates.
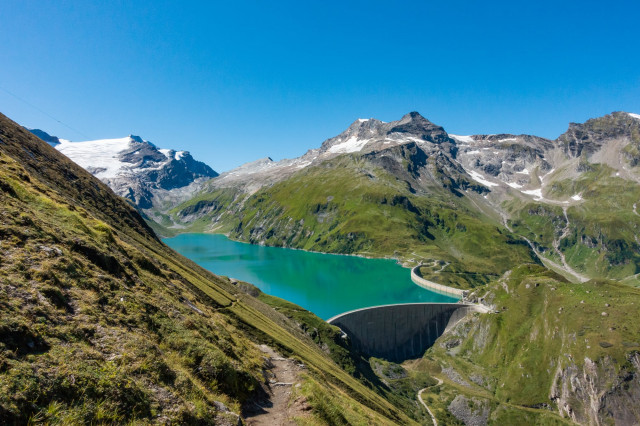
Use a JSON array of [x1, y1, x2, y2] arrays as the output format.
[[327, 303, 486, 362]]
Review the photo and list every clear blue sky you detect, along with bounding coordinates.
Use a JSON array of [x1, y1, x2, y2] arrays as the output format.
[[2, 1, 639, 172]]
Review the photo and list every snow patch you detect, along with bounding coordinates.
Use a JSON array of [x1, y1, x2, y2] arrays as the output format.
[[469, 170, 499, 187], [175, 151, 186, 160], [507, 182, 523, 189], [406, 136, 427, 143], [571, 194, 583, 201], [327, 136, 371, 154], [466, 150, 481, 155], [357, 118, 369, 123], [450, 134, 474, 143], [57, 137, 133, 179], [498, 137, 517, 142], [516, 168, 530, 175], [522, 188, 544, 200], [541, 168, 555, 181], [627, 112, 640, 120]]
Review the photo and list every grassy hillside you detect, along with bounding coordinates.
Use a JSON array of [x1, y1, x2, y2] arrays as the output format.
[[172, 145, 537, 290], [0, 113, 419, 424], [421, 264, 640, 424], [508, 163, 640, 284]]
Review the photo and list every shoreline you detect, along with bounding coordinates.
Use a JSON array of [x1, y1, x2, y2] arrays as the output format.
[[165, 230, 405, 263], [163, 231, 465, 301]]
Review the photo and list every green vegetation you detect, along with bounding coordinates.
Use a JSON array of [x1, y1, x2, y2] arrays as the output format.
[[423, 264, 640, 424], [6, 110, 640, 423], [256, 291, 437, 424], [173, 149, 536, 289], [508, 163, 640, 283], [0, 114, 416, 424]]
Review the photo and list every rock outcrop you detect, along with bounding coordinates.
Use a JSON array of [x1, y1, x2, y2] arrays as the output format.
[[28, 130, 218, 210]]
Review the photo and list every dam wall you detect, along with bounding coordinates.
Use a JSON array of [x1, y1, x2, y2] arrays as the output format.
[[327, 303, 484, 362], [410, 265, 468, 298]]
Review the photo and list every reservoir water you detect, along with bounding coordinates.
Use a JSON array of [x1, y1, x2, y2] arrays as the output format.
[[164, 233, 457, 319]]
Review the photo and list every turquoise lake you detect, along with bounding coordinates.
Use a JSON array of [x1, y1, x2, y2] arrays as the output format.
[[164, 233, 457, 319]]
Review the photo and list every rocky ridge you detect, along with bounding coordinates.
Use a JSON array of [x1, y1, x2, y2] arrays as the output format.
[[207, 112, 459, 194], [170, 111, 640, 285], [205, 111, 640, 209], [28, 130, 218, 210]]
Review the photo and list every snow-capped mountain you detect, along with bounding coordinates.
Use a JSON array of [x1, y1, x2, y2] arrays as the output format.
[[452, 111, 640, 205], [169, 110, 640, 289], [28, 130, 218, 209], [209, 112, 458, 194], [317, 112, 452, 155]]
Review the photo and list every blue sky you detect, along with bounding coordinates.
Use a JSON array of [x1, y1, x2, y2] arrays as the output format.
[[1, 0, 639, 172]]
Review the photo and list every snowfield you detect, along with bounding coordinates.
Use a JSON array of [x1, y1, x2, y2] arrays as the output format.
[[327, 136, 372, 154], [57, 137, 133, 179], [522, 188, 544, 200], [449, 134, 474, 143], [468, 170, 499, 187]]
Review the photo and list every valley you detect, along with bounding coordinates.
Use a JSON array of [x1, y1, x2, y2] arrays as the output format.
[[4, 2, 639, 424], [10, 109, 640, 425]]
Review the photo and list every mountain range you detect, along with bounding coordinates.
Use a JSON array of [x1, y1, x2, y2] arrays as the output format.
[[154, 111, 640, 289], [27, 129, 218, 210], [2, 113, 425, 424], [18, 110, 640, 424]]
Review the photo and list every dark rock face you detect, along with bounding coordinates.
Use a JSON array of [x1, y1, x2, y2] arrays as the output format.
[[362, 142, 480, 197], [28, 130, 218, 210], [119, 141, 168, 164], [389, 111, 451, 145], [107, 142, 218, 209], [27, 128, 60, 146], [556, 111, 640, 159]]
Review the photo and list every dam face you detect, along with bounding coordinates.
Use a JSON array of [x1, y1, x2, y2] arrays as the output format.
[[327, 303, 477, 362]]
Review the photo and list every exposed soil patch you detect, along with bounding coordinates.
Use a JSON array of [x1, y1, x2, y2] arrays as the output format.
[[243, 345, 310, 425]]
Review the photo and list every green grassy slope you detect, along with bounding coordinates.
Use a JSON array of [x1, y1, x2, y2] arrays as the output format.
[[423, 264, 640, 424], [508, 163, 640, 284], [172, 145, 537, 290], [0, 113, 416, 424]]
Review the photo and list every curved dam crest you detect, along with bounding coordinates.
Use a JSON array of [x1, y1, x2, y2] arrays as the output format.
[[328, 303, 487, 362]]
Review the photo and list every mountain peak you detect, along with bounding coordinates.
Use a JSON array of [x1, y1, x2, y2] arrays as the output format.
[[556, 111, 640, 158], [348, 117, 385, 129], [389, 112, 450, 144], [400, 111, 427, 121], [625, 112, 640, 121], [26, 128, 61, 146]]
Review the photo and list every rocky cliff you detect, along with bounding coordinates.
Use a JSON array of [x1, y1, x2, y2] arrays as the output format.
[[426, 265, 640, 425], [170, 111, 640, 285], [28, 130, 218, 210]]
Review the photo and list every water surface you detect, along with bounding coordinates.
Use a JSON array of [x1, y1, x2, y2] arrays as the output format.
[[164, 233, 457, 319]]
